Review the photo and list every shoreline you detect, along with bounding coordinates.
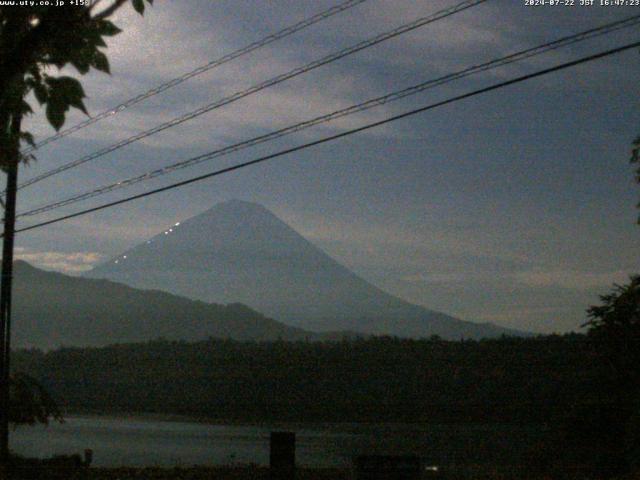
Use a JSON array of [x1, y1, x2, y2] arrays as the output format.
[[60, 410, 539, 430]]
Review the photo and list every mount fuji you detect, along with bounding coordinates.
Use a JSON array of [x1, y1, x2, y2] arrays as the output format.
[[86, 200, 527, 339]]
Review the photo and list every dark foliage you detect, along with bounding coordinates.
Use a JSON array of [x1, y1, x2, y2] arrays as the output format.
[[13, 334, 600, 424], [632, 135, 640, 223], [8, 453, 89, 480], [15, 334, 640, 475], [584, 275, 640, 388], [0, 0, 153, 168], [570, 276, 640, 477], [9, 372, 62, 427]]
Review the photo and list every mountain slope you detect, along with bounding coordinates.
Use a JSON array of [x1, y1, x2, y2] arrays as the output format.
[[10, 261, 313, 350], [87, 200, 527, 339]]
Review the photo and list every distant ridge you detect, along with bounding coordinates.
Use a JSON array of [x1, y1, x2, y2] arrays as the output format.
[[87, 200, 529, 340], [10, 260, 319, 350]]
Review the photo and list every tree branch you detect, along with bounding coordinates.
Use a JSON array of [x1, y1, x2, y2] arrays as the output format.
[[93, 0, 128, 20], [88, 0, 105, 13]]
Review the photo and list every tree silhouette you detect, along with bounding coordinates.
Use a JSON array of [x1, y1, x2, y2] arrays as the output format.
[[632, 135, 640, 223], [0, 0, 153, 464], [0, 0, 155, 163], [577, 276, 640, 475], [9, 372, 62, 427], [584, 275, 640, 387]]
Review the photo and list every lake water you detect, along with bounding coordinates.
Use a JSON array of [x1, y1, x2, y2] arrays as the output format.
[[10, 415, 539, 467], [9, 415, 425, 467]]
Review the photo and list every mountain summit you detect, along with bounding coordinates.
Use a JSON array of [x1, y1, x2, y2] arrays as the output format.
[[87, 200, 526, 339]]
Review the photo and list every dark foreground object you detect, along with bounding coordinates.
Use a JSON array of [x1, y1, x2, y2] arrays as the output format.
[[6, 464, 640, 479], [354, 455, 422, 480], [5, 454, 90, 479], [270, 431, 295, 480], [4, 466, 345, 480], [75, 466, 347, 479]]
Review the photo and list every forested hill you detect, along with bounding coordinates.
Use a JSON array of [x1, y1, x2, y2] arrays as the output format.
[[13, 334, 604, 424], [10, 261, 316, 349]]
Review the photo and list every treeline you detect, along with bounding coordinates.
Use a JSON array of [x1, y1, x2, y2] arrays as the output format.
[[11, 334, 609, 424]]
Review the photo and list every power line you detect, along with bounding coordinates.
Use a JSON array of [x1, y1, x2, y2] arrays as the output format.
[[13, 39, 640, 235], [15, 0, 488, 191], [17, 14, 640, 219], [20, 0, 370, 154]]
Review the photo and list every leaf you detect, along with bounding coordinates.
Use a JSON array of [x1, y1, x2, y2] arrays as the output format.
[[70, 57, 91, 75], [44, 76, 89, 130], [45, 97, 66, 131], [132, 0, 145, 15], [19, 132, 35, 148], [69, 97, 88, 116], [68, 45, 93, 75], [52, 77, 87, 110], [33, 81, 49, 105], [94, 35, 107, 48], [20, 100, 33, 116], [20, 152, 37, 166], [96, 20, 122, 37], [92, 50, 110, 74], [86, 29, 108, 48]]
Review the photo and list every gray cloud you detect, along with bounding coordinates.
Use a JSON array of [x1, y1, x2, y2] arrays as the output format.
[[15, 248, 105, 274], [15, 0, 640, 335]]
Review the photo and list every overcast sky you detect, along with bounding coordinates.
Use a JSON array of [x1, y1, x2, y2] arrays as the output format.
[[14, 0, 640, 333]]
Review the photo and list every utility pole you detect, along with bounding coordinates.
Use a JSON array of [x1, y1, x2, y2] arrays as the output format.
[[0, 112, 21, 466]]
